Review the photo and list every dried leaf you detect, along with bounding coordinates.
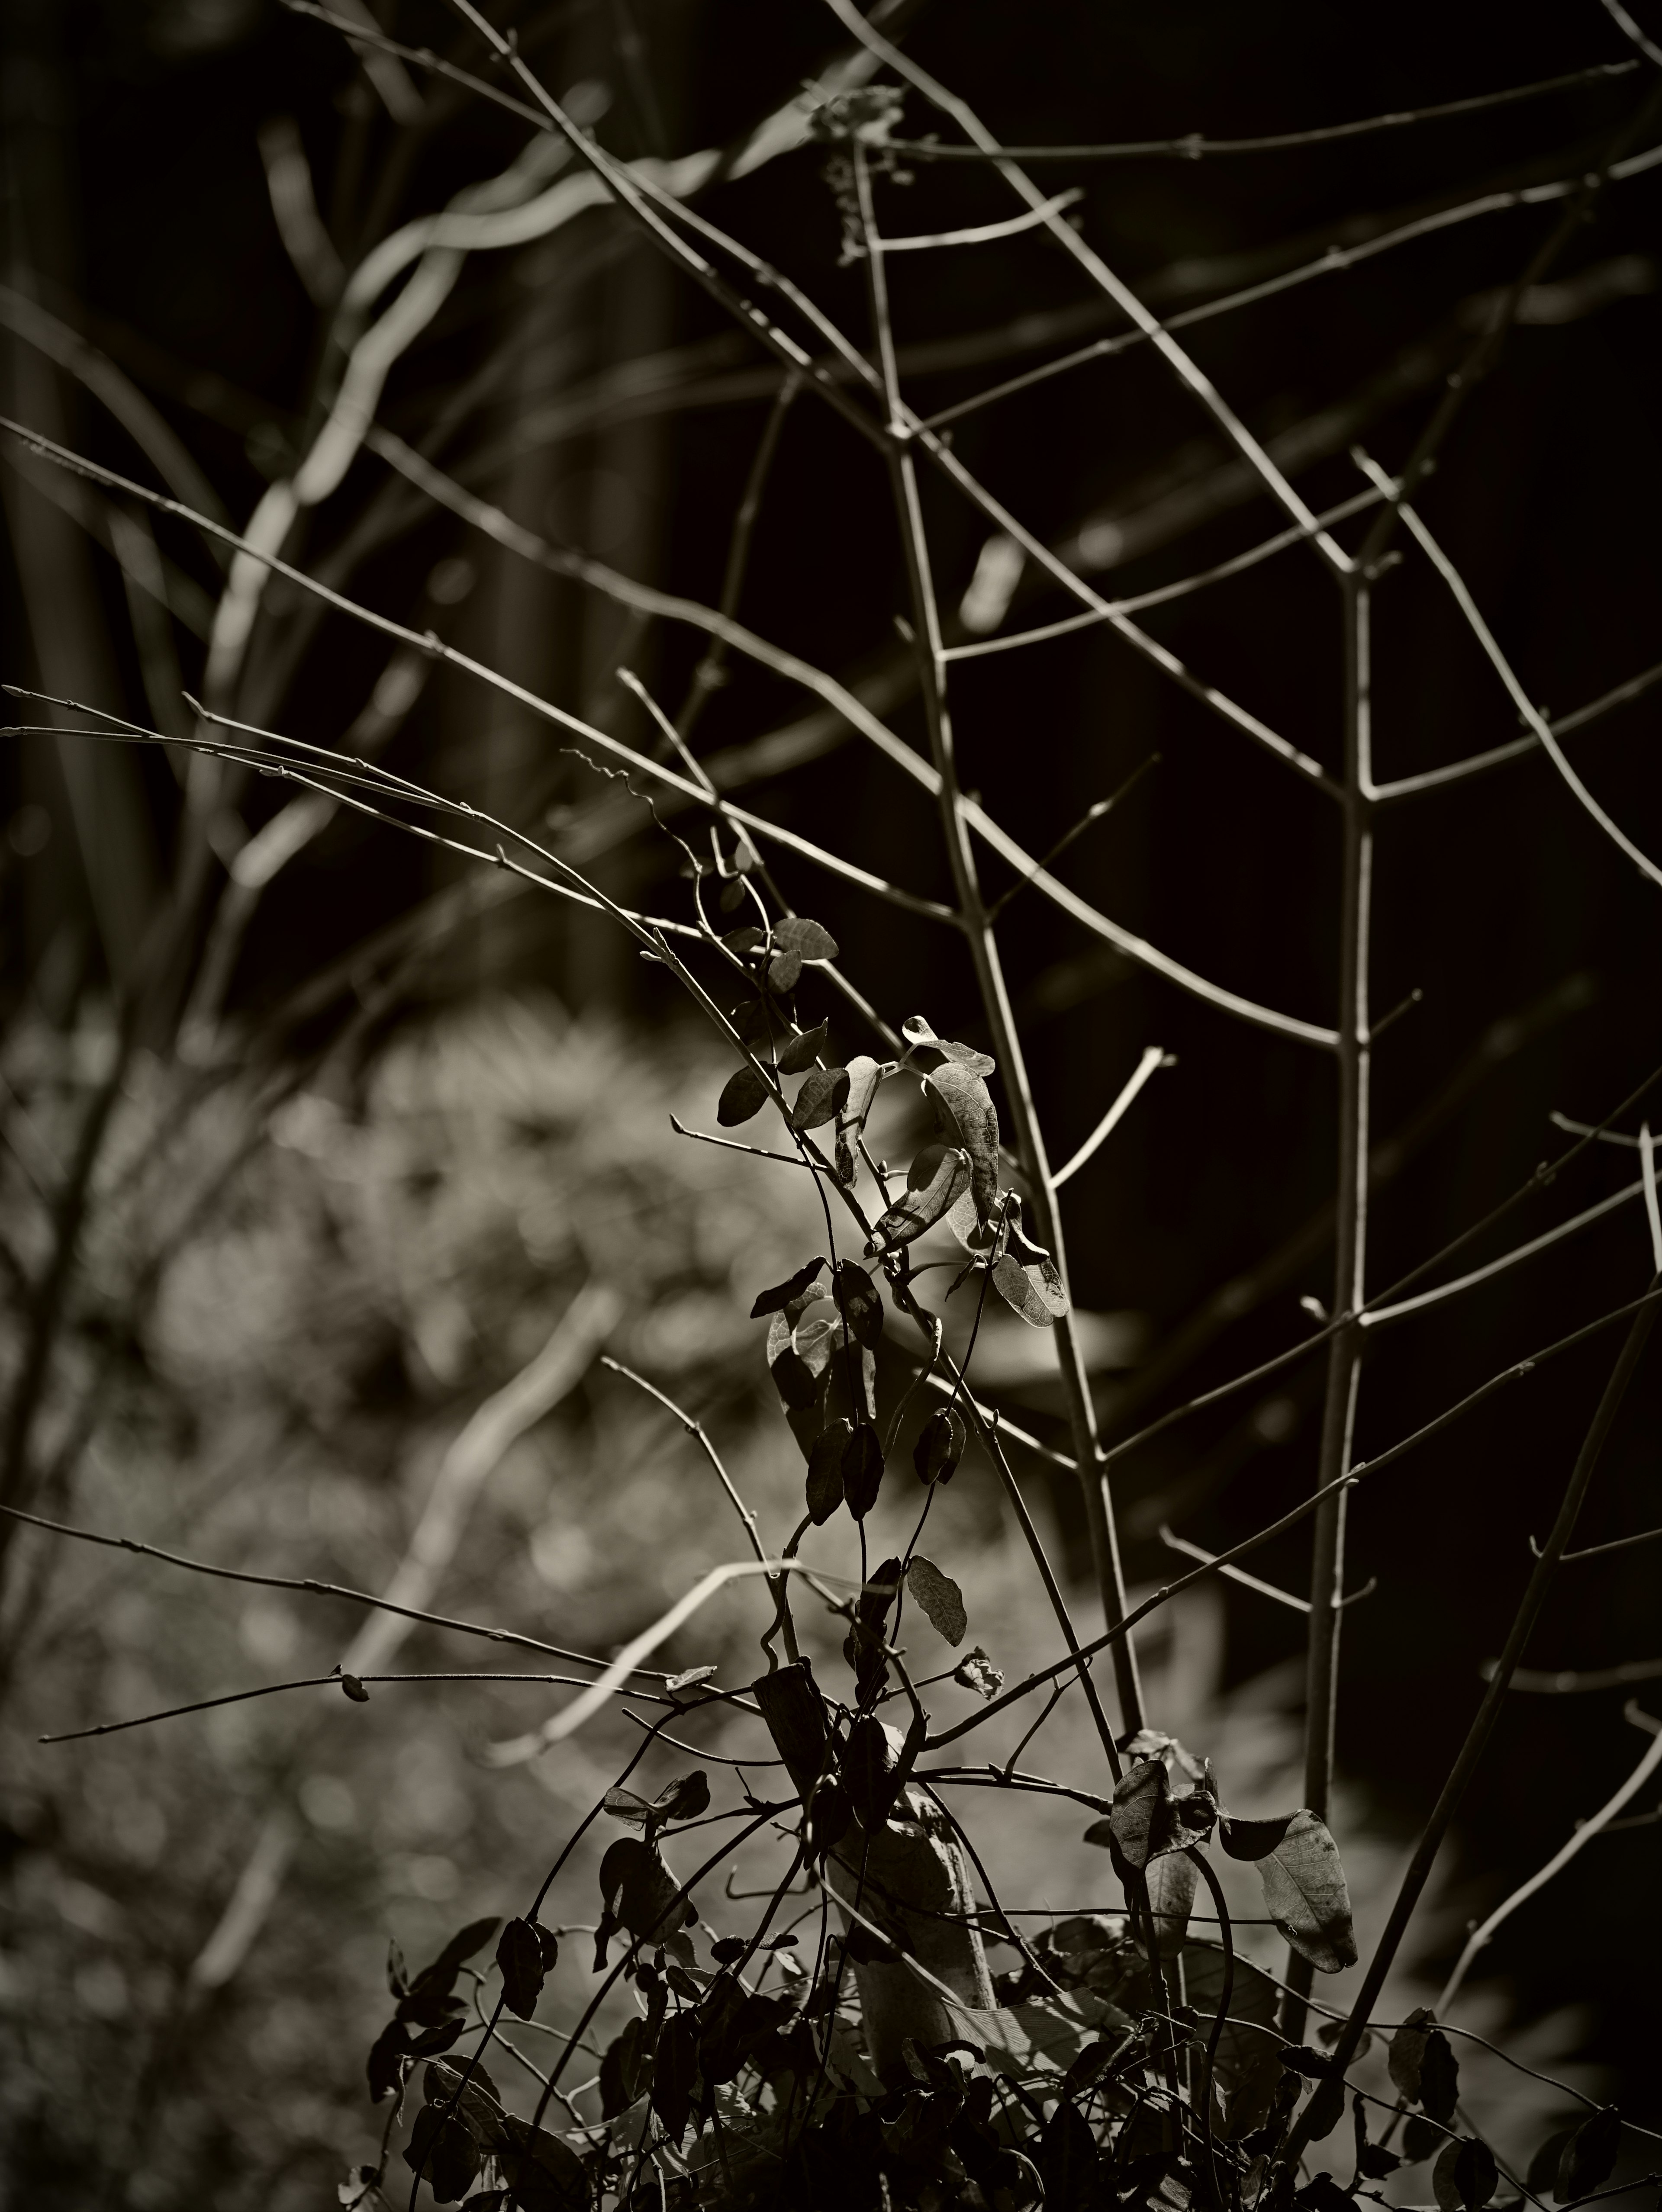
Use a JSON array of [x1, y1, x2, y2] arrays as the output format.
[[865, 1141, 972, 1254], [774, 916, 839, 961], [717, 1064, 771, 1126], [664, 1665, 717, 1693], [789, 1065, 850, 1131], [841, 1421, 885, 1518], [806, 1418, 851, 1524], [953, 1646, 1003, 1698], [905, 1554, 967, 1645], [750, 1257, 825, 1318], [913, 1405, 966, 1484], [1387, 2007, 1435, 2101], [777, 1021, 829, 1074], [1254, 1809, 1357, 1973]]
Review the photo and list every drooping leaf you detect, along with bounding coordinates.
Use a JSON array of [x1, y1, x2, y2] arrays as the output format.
[[790, 1065, 850, 1130], [769, 1344, 820, 1410], [496, 1918, 547, 2020], [841, 1420, 885, 1518], [1037, 2097, 1098, 2210], [1254, 1809, 1358, 1972], [1527, 2128, 1578, 2197], [989, 1251, 1067, 1327], [367, 2020, 412, 2103], [865, 1141, 973, 1254], [777, 1020, 829, 1074], [924, 1063, 1002, 1222], [497, 2116, 590, 2211], [1103, 1757, 1183, 1871], [806, 1417, 851, 1524], [913, 1404, 967, 1486], [1557, 2108, 1622, 2200], [600, 2015, 654, 2119], [1433, 2136, 1499, 2212], [832, 1259, 884, 1347], [651, 2012, 699, 2144], [403, 2108, 479, 2203], [597, 1837, 695, 1964], [750, 1257, 825, 1318], [953, 1645, 1003, 1698], [423, 2057, 504, 2142], [1387, 2007, 1434, 2099], [844, 1714, 906, 1829], [717, 1064, 771, 1126], [1417, 2028, 1461, 2125], [1403, 2116, 1449, 2164], [774, 916, 839, 961], [905, 1554, 967, 1645], [1220, 1812, 1298, 1862], [1145, 1847, 1198, 1956]]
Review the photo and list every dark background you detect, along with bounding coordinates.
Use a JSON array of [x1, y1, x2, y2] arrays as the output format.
[[3, 0, 1660, 2166]]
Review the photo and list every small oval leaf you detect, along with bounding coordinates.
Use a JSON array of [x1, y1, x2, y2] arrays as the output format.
[[913, 1405, 966, 1485], [775, 917, 838, 961], [790, 1066, 850, 1131], [777, 1021, 829, 1075], [841, 1421, 885, 1518], [806, 1418, 851, 1524], [496, 1918, 546, 2020], [718, 1065, 771, 1126]]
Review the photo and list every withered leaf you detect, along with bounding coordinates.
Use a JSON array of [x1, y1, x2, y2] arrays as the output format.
[[905, 1555, 967, 1645]]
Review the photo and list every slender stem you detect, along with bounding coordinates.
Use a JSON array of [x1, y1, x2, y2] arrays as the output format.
[[1283, 1276, 1662, 2165], [1285, 572, 1373, 2034], [850, 141, 1143, 1736]]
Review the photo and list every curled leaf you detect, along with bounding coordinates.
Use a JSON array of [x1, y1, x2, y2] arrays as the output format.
[[924, 1064, 1001, 1222], [842, 1055, 885, 1128], [1254, 1809, 1358, 1973], [340, 1672, 370, 1702], [866, 1142, 972, 1255], [750, 1257, 826, 1318], [905, 1555, 967, 1645], [913, 1405, 966, 1484], [664, 1665, 717, 1693], [717, 1065, 771, 1126]]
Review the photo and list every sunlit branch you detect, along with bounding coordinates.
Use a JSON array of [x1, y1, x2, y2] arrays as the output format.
[[1371, 656, 1662, 802], [1053, 1047, 1171, 1189]]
